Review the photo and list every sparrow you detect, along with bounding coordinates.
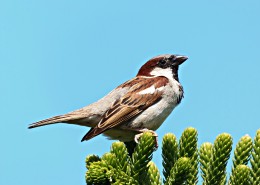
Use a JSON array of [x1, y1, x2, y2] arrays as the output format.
[[28, 54, 188, 145]]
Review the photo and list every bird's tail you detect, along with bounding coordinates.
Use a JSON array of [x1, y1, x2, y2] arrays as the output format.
[[28, 114, 82, 129]]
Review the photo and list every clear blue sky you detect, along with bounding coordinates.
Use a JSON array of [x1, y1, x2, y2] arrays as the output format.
[[1, 1, 260, 184]]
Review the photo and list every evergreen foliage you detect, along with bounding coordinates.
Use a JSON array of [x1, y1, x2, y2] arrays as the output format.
[[85, 128, 260, 184], [199, 142, 212, 185], [178, 128, 198, 185], [228, 135, 253, 185], [250, 130, 260, 185], [205, 133, 233, 185], [148, 161, 162, 185], [162, 133, 178, 183]]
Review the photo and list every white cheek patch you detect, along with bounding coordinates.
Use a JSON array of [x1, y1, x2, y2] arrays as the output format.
[[138, 85, 156, 95], [150, 67, 173, 80]]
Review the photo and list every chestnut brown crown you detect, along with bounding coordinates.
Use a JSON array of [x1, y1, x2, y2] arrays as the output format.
[[137, 54, 188, 80]]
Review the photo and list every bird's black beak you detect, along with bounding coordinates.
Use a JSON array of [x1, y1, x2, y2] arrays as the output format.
[[172, 55, 188, 66]]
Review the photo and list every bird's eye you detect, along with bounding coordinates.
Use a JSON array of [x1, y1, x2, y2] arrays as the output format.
[[159, 60, 166, 66]]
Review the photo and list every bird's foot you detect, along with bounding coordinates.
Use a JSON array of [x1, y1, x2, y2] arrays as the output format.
[[134, 128, 158, 148]]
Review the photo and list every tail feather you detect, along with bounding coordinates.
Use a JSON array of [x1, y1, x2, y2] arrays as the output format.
[[28, 114, 81, 129], [81, 128, 100, 142]]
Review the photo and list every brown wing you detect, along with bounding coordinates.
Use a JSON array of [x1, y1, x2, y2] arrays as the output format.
[[81, 76, 168, 141]]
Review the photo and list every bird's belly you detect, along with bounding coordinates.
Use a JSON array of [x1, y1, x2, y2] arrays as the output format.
[[130, 99, 176, 130], [103, 129, 136, 142], [102, 99, 176, 142]]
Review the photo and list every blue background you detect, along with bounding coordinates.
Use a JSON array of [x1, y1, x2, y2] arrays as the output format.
[[1, 1, 259, 184]]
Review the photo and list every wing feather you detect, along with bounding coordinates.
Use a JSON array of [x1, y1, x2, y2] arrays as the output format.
[[81, 76, 168, 141]]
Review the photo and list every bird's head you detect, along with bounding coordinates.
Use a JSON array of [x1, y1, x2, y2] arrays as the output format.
[[137, 54, 188, 81]]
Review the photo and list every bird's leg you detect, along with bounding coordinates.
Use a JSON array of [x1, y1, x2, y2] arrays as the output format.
[[133, 128, 158, 148]]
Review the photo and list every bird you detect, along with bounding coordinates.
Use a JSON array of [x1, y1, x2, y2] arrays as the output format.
[[28, 54, 188, 146]]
